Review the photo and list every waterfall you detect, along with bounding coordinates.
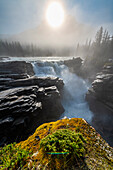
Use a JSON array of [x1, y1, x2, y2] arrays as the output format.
[[32, 61, 93, 123]]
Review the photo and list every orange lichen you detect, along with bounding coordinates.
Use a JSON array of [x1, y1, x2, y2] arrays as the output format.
[[17, 118, 113, 169]]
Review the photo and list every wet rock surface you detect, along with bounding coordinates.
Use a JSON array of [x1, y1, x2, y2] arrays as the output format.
[[0, 61, 64, 146], [64, 57, 83, 75]]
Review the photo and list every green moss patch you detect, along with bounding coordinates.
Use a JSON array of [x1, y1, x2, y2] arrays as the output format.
[[0, 143, 31, 169], [0, 118, 113, 169], [39, 129, 86, 169]]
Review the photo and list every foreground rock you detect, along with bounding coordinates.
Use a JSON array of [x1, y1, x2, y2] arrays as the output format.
[[0, 86, 41, 118], [0, 85, 64, 145], [15, 118, 113, 169], [0, 61, 64, 146], [86, 60, 113, 110]]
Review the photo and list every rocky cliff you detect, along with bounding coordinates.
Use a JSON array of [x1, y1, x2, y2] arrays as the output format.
[[64, 57, 83, 75], [86, 60, 113, 110], [0, 61, 64, 146]]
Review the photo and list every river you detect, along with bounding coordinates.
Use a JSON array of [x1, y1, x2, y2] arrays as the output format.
[[1, 56, 113, 146]]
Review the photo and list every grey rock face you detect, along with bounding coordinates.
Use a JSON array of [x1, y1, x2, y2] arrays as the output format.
[[86, 61, 113, 110], [0, 86, 41, 118], [64, 57, 83, 75], [0, 61, 34, 75], [0, 61, 34, 91], [0, 61, 64, 146], [7, 76, 64, 90]]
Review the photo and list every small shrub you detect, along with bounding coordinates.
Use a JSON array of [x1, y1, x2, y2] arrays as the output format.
[[0, 142, 31, 169], [39, 129, 86, 169]]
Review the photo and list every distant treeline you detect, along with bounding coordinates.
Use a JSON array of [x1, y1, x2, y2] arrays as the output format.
[[0, 41, 73, 57], [76, 27, 113, 72], [0, 27, 113, 71]]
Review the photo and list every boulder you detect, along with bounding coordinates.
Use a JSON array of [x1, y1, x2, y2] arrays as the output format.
[[38, 86, 64, 118], [64, 57, 83, 75]]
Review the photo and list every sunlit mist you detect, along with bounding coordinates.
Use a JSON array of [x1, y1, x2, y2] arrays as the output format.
[[46, 1, 65, 28]]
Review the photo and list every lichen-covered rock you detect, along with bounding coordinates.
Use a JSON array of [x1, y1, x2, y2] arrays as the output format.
[[16, 118, 113, 169]]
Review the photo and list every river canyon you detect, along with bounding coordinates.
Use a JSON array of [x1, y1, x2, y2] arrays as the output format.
[[0, 56, 113, 147]]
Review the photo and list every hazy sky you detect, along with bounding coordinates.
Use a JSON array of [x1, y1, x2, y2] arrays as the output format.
[[0, 0, 113, 34]]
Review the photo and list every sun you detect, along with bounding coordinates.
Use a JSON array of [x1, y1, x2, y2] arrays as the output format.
[[46, 1, 64, 28]]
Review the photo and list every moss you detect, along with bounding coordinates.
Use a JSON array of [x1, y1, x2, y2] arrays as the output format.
[[39, 129, 86, 169], [17, 118, 113, 169], [0, 142, 32, 169], [1, 118, 113, 169]]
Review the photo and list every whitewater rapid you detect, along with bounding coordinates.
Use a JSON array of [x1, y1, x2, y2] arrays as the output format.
[[32, 61, 93, 123]]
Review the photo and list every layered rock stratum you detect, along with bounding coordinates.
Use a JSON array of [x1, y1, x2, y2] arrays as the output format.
[[0, 61, 64, 145], [87, 60, 113, 110]]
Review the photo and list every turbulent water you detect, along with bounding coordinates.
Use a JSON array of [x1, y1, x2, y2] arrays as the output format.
[[1, 56, 93, 123], [2, 56, 75, 62], [32, 61, 93, 123]]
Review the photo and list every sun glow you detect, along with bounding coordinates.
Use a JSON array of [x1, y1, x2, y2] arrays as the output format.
[[46, 2, 64, 28]]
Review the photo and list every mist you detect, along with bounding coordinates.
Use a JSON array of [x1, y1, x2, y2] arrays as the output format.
[[7, 15, 95, 48], [32, 61, 93, 123], [0, 0, 113, 58]]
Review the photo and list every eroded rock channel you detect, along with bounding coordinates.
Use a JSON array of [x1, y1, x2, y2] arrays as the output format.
[[0, 57, 113, 147]]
